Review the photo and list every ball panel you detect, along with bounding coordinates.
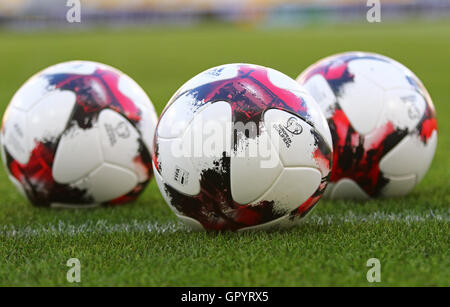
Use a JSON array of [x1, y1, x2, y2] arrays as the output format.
[[27, 90, 76, 155], [157, 101, 233, 197], [329, 178, 369, 199], [2, 106, 29, 164], [187, 101, 232, 172], [250, 167, 321, 213], [384, 88, 427, 132], [264, 109, 331, 174], [338, 73, 385, 135], [349, 59, 411, 90], [155, 138, 201, 196], [380, 131, 437, 182], [231, 129, 283, 205], [98, 109, 143, 179], [156, 92, 204, 139], [4, 140, 94, 206], [176, 214, 205, 231], [380, 174, 416, 197], [8, 76, 50, 111], [52, 124, 103, 184], [73, 163, 138, 203]]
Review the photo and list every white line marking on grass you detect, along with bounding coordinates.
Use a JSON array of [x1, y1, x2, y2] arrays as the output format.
[[0, 220, 188, 238], [0, 209, 448, 238], [304, 209, 450, 226]]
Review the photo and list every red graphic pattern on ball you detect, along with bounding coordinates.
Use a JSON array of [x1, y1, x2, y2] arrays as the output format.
[[300, 53, 437, 196], [155, 65, 332, 230], [4, 66, 152, 206]]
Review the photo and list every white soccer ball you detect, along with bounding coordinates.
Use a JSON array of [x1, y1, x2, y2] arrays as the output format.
[[297, 52, 437, 199], [153, 63, 333, 231], [1, 61, 158, 207]]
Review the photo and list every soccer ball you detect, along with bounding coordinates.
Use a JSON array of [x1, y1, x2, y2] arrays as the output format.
[[152, 63, 333, 231], [297, 52, 437, 199], [1, 61, 158, 207]]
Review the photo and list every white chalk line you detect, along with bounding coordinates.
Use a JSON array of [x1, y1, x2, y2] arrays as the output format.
[[0, 209, 448, 238], [305, 209, 450, 226], [0, 220, 186, 238]]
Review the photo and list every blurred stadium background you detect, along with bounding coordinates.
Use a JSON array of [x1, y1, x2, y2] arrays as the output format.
[[0, 0, 449, 286], [1, 0, 449, 29]]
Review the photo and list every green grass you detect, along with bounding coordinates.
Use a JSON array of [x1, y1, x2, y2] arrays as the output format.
[[0, 21, 449, 286]]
